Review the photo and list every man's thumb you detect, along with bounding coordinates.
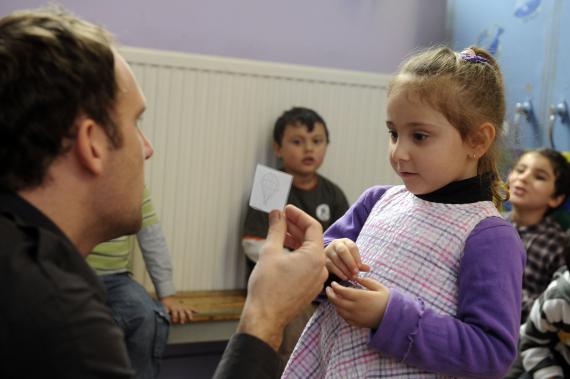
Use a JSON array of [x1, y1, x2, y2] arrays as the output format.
[[263, 210, 286, 254]]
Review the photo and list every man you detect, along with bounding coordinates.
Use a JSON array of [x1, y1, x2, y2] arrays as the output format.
[[0, 7, 153, 378], [0, 7, 327, 378]]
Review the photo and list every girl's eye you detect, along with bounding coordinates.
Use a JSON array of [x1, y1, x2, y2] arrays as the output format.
[[313, 138, 324, 145], [413, 133, 428, 142], [388, 130, 397, 142], [535, 175, 546, 181], [291, 139, 302, 145]]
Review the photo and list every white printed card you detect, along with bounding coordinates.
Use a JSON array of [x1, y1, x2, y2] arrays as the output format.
[[248, 164, 293, 213]]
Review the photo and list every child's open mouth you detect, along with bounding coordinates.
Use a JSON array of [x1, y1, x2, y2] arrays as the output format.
[[511, 186, 527, 196], [303, 157, 315, 165]]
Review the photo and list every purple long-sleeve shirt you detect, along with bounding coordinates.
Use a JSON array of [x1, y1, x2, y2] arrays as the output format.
[[324, 186, 526, 378]]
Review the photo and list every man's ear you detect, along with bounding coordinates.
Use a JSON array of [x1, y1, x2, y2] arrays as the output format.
[[469, 122, 496, 157], [74, 117, 108, 176]]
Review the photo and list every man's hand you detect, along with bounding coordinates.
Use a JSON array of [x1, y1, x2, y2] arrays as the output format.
[[238, 205, 327, 350], [160, 296, 196, 324]]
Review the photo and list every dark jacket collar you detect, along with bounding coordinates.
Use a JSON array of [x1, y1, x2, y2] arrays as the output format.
[[0, 190, 69, 240], [0, 190, 110, 312], [416, 174, 493, 204]]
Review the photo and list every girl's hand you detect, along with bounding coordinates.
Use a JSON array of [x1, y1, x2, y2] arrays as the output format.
[[326, 277, 389, 329], [325, 238, 370, 280]]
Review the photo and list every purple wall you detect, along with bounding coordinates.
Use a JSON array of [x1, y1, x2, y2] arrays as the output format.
[[1, 0, 447, 73]]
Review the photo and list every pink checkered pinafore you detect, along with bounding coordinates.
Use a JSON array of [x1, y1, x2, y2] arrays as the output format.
[[282, 186, 500, 378]]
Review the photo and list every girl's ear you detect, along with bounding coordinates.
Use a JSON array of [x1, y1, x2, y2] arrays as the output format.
[[469, 122, 496, 157], [548, 194, 566, 209]]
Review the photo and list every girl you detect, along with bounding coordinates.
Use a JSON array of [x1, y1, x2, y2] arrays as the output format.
[[282, 46, 525, 378], [506, 148, 570, 322]]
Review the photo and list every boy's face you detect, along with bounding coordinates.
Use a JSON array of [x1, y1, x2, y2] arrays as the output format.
[[508, 152, 564, 213], [274, 122, 328, 178]]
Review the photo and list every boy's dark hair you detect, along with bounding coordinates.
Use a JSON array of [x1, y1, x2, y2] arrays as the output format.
[[0, 7, 120, 191], [273, 107, 329, 146], [535, 148, 570, 201]]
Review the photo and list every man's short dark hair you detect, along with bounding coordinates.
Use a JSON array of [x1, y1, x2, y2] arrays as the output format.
[[273, 107, 329, 146], [0, 7, 121, 191]]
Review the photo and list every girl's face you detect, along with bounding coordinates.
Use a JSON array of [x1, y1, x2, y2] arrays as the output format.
[[386, 87, 478, 195], [508, 152, 562, 212]]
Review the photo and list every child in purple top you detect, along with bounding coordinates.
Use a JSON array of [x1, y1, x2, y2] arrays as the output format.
[[283, 46, 525, 378]]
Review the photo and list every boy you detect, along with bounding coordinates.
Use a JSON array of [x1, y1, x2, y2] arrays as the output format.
[[242, 106, 349, 367], [505, 148, 570, 321]]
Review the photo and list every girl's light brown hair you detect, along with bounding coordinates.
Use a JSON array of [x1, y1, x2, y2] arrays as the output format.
[[388, 45, 507, 205]]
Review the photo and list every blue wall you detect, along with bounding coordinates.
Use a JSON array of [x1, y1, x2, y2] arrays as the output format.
[[449, 0, 570, 151]]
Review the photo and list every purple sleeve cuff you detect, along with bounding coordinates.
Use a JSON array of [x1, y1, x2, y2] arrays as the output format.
[[369, 288, 423, 359]]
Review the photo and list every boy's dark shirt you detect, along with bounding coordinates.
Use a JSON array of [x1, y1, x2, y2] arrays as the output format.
[[243, 174, 349, 240], [0, 191, 133, 378]]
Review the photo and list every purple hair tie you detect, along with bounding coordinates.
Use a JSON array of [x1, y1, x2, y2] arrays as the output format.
[[459, 48, 488, 64]]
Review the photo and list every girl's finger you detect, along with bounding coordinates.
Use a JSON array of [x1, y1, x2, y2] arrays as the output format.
[[326, 260, 348, 280], [335, 243, 359, 275], [330, 281, 367, 301], [326, 285, 353, 310], [344, 240, 363, 267], [327, 253, 353, 279], [354, 276, 384, 291]]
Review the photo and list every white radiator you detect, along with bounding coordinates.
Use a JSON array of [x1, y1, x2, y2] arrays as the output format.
[[121, 46, 400, 291]]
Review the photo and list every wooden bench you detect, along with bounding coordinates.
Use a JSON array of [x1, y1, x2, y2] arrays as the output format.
[[175, 290, 246, 322], [167, 290, 246, 344]]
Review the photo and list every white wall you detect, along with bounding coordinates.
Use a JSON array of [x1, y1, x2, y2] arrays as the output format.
[[124, 47, 399, 290]]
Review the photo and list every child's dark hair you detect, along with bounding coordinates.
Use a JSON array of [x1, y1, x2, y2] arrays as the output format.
[[389, 45, 507, 205], [530, 148, 570, 201], [273, 107, 329, 146]]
